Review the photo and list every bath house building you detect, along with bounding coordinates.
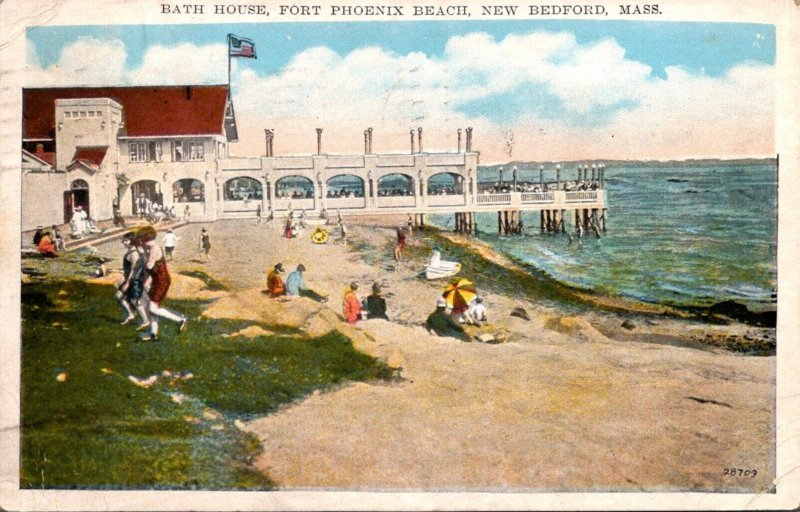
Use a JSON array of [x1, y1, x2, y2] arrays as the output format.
[[21, 84, 605, 235]]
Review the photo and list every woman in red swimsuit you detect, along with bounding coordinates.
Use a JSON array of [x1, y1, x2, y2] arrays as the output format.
[[137, 226, 187, 341]]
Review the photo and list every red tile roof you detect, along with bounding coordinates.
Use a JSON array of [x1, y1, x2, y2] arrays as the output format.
[[26, 149, 56, 166], [72, 146, 108, 169], [23, 85, 231, 139]]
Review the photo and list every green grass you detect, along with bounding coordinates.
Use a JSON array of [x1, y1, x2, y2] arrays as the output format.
[[21, 280, 393, 489]]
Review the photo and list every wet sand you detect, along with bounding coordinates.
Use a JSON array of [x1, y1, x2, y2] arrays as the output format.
[[91, 219, 776, 491]]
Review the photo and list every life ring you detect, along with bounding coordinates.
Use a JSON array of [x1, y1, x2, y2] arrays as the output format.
[[311, 228, 329, 244]]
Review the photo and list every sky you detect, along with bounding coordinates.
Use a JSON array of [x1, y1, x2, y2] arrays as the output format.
[[26, 21, 775, 162]]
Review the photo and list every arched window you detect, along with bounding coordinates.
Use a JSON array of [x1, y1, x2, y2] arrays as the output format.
[[71, 179, 89, 190], [275, 176, 314, 199], [223, 177, 262, 200], [377, 173, 413, 196], [427, 172, 461, 195], [326, 175, 364, 198], [172, 179, 205, 203]]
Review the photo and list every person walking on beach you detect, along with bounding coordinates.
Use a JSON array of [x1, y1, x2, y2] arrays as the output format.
[[407, 215, 414, 235], [138, 226, 188, 341], [363, 282, 388, 320], [284, 215, 294, 239], [266, 263, 286, 297], [162, 229, 179, 260], [338, 218, 348, 245], [426, 297, 470, 342], [342, 282, 361, 325], [394, 226, 407, 262], [198, 228, 211, 262], [116, 232, 149, 328]]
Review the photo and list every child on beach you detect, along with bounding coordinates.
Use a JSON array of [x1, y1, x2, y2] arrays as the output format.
[[162, 229, 179, 260], [394, 226, 407, 262], [198, 228, 211, 261], [342, 282, 361, 324]]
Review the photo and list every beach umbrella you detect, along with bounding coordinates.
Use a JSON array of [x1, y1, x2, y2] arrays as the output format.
[[442, 278, 477, 309]]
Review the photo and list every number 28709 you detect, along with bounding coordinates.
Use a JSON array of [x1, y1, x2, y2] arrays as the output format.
[[724, 468, 757, 477]]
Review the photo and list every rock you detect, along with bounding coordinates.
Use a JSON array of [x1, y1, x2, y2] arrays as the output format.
[[621, 319, 636, 330], [56, 372, 68, 382], [203, 408, 223, 421], [476, 333, 496, 343], [385, 349, 406, 369], [509, 307, 530, 321]]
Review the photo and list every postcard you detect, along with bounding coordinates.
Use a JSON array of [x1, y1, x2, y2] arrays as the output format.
[[1, 0, 799, 510]]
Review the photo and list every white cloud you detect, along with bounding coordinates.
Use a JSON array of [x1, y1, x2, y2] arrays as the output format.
[[26, 32, 774, 161]]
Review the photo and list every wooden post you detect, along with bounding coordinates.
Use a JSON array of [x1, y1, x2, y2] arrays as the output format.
[[498, 211, 503, 235], [575, 209, 583, 238], [545, 210, 552, 233], [540, 210, 545, 233], [601, 208, 607, 232]]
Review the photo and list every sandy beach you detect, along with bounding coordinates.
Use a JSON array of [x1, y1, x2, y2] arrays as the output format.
[[88, 219, 775, 492]]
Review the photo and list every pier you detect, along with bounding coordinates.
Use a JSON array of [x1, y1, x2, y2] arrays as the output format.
[[215, 129, 607, 236]]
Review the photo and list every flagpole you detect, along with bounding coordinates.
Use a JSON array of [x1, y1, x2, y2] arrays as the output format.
[[227, 34, 232, 88]]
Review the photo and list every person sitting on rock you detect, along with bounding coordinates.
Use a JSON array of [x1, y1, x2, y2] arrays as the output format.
[[463, 297, 487, 326], [37, 230, 57, 257], [267, 263, 286, 297], [285, 264, 328, 302], [426, 297, 470, 342], [342, 282, 361, 325], [363, 282, 388, 320]]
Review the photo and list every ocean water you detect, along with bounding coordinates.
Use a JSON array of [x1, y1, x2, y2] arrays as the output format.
[[435, 162, 778, 310]]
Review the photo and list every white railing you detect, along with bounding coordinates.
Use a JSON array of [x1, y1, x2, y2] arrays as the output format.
[[222, 199, 261, 212], [376, 196, 416, 208], [477, 193, 511, 205], [324, 197, 366, 209], [427, 194, 466, 207], [565, 191, 598, 202], [521, 192, 554, 203], [273, 198, 316, 211]]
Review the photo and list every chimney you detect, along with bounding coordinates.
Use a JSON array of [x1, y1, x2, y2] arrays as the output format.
[[368, 128, 373, 154], [417, 127, 423, 153], [466, 127, 473, 152], [364, 130, 369, 154], [457, 129, 462, 153], [316, 128, 323, 155], [264, 129, 274, 157], [410, 129, 415, 154]]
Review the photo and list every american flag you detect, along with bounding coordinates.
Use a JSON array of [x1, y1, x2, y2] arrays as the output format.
[[229, 35, 256, 59]]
